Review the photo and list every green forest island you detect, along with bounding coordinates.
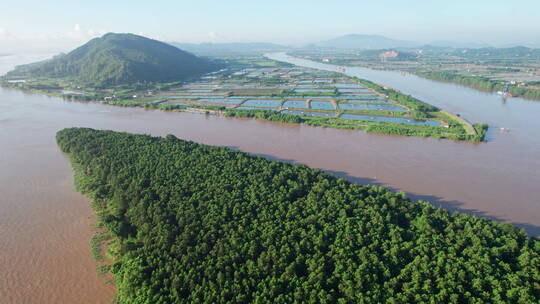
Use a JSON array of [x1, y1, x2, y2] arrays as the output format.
[[57, 128, 539, 304]]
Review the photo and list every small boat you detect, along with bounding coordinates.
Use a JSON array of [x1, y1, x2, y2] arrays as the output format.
[[497, 84, 513, 98]]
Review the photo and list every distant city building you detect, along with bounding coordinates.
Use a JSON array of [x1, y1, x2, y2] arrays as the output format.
[[379, 51, 399, 58]]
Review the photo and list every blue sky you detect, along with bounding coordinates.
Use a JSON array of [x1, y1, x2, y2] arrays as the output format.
[[1, 0, 539, 52]]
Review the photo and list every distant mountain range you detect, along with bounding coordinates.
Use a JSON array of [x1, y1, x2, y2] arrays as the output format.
[[169, 42, 288, 56], [311, 34, 420, 49], [168, 34, 508, 55], [7, 33, 219, 87], [308, 34, 540, 50]]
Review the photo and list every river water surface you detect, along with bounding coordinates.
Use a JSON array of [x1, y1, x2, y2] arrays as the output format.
[[1, 54, 540, 303]]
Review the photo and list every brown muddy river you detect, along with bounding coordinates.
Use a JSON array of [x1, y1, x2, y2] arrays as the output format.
[[1, 54, 540, 303]]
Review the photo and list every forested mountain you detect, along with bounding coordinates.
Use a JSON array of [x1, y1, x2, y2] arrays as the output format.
[[57, 128, 540, 304], [6, 33, 219, 87]]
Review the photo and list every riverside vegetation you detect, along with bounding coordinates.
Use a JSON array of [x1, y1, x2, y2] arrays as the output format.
[[416, 70, 540, 100], [57, 128, 539, 304], [224, 109, 487, 142]]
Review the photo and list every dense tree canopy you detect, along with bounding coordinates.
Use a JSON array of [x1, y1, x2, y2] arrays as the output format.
[[417, 70, 540, 100], [57, 128, 540, 304]]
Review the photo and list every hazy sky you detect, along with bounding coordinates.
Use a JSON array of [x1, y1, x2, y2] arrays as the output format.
[[1, 0, 539, 53]]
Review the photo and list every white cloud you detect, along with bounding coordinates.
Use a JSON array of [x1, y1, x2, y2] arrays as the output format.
[[67, 24, 104, 41], [206, 31, 230, 43], [208, 32, 218, 40], [0, 27, 17, 41]]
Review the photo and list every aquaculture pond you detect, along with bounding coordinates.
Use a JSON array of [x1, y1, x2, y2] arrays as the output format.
[[335, 83, 365, 88], [155, 95, 200, 99], [182, 92, 226, 96], [338, 88, 372, 93], [198, 98, 244, 105], [161, 101, 193, 105], [219, 85, 251, 90], [339, 103, 368, 110], [300, 96, 336, 100], [241, 99, 282, 108], [366, 104, 407, 112], [283, 100, 307, 109], [340, 94, 385, 100], [311, 101, 335, 110], [294, 88, 334, 93], [295, 83, 317, 87], [231, 95, 274, 99], [235, 106, 277, 110], [281, 110, 336, 118], [60, 90, 85, 95], [341, 99, 392, 104], [340, 114, 440, 126]]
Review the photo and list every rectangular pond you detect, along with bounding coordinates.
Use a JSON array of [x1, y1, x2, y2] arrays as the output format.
[[281, 110, 336, 118], [303, 96, 337, 100], [366, 104, 407, 112], [294, 85, 318, 89], [61, 90, 85, 95], [241, 99, 282, 108], [235, 106, 277, 111], [341, 99, 392, 104], [340, 94, 385, 100], [161, 101, 193, 105], [183, 92, 225, 96], [339, 103, 367, 110], [340, 114, 440, 126], [199, 98, 244, 105], [338, 88, 372, 93], [283, 100, 307, 109], [155, 95, 201, 99], [311, 101, 335, 110], [335, 83, 365, 88], [294, 88, 334, 93]]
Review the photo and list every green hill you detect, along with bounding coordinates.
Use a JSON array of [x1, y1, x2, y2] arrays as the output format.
[[6, 33, 220, 87], [57, 128, 540, 304]]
